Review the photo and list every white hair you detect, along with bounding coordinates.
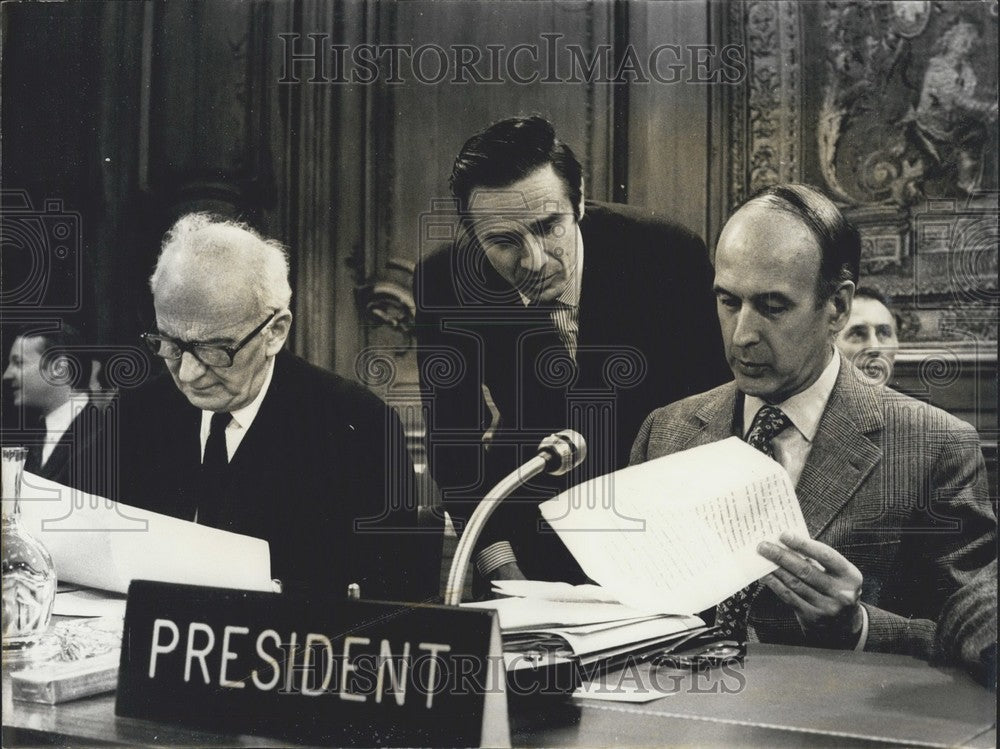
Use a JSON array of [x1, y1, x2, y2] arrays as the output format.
[[149, 213, 292, 311]]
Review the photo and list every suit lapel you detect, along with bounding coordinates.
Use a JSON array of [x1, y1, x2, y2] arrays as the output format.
[[693, 386, 742, 444], [40, 422, 72, 479], [38, 405, 91, 481], [225, 354, 287, 487], [576, 220, 599, 349], [174, 400, 202, 520], [577, 215, 622, 351], [651, 366, 884, 541], [794, 363, 883, 538], [649, 383, 740, 456]]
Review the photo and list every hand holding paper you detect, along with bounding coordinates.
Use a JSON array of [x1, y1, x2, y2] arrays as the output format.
[[759, 531, 864, 646], [540, 437, 810, 614]]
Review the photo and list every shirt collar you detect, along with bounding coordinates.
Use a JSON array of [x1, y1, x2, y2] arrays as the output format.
[[44, 395, 86, 435], [200, 356, 276, 433], [743, 348, 841, 442], [517, 225, 585, 308]]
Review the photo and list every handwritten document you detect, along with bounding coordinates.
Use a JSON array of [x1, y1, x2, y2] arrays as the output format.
[[16, 472, 274, 594], [540, 437, 808, 614]]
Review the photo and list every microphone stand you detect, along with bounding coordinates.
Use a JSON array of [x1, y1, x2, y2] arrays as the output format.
[[444, 430, 585, 606], [444, 456, 549, 606]]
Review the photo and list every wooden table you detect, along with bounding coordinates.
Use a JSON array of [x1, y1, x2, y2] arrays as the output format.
[[4, 644, 996, 747]]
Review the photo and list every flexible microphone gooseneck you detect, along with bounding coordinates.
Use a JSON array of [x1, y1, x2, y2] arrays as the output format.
[[444, 430, 587, 606]]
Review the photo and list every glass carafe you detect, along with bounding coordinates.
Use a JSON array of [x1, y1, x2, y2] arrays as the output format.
[[2, 446, 57, 666]]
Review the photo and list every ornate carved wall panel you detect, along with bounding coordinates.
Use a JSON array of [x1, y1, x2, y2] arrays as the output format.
[[720, 0, 998, 345]]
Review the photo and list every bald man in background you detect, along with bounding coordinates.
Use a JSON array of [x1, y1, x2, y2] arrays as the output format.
[[119, 214, 440, 601]]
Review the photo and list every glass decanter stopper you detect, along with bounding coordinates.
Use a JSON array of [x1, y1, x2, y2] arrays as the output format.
[[2, 446, 57, 666]]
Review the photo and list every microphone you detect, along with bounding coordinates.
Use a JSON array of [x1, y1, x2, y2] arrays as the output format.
[[537, 429, 587, 476], [444, 430, 587, 605]]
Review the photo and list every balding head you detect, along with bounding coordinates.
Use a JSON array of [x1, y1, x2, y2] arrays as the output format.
[[150, 214, 292, 315], [713, 184, 858, 403]]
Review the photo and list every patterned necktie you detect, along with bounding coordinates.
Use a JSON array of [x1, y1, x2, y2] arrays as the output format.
[[715, 404, 791, 641], [548, 301, 579, 360], [198, 412, 232, 525]]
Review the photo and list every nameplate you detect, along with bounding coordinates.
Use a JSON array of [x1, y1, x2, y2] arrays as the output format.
[[116, 581, 509, 747]]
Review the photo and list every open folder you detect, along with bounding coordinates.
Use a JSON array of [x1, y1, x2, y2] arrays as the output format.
[[14, 472, 274, 595]]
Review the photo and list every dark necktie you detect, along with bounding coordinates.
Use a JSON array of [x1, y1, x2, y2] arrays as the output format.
[[715, 404, 791, 641], [198, 412, 232, 526], [24, 415, 46, 473]]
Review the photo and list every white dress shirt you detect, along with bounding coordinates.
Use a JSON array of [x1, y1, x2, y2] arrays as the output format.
[[198, 357, 275, 463], [41, 394, 88, 465], [743, 349, 841, 487]]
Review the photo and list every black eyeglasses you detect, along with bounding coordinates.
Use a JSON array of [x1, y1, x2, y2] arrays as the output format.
[[141, 311, 278, 368]]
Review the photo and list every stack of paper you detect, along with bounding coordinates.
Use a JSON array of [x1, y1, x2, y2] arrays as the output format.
[[464, 584, 704, 667]]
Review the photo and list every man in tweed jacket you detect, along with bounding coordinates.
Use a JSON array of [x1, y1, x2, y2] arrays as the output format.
[[630, 184, 996, 657]]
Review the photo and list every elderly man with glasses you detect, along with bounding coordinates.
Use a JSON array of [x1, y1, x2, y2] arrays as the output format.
[[120, 213, 441, 602]]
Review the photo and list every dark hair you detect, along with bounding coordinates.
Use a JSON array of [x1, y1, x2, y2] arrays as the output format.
[[450, 116, 583, 218], [748, 184, 861, 303], [13, 324, 92, 389], [854, 285, 892, 309], [854, 285, 902, 331]]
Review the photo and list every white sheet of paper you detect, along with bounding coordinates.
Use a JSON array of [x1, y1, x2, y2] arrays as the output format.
[[540, 437, 809, 614], [16, 472, 274, 594], [463, 597, 660, 630], [53, 589, 128, 619], [491, 580, 622, 604], [550, 614, 704, 657]]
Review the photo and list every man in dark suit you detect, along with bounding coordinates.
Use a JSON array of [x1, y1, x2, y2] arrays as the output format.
[[119, 214, 440, 602], [2, 325, 107, 496], [414, 116, 729, 586], [630, 184, 996, 656]]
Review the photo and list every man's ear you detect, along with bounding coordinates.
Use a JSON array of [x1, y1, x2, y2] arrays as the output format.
[[264, 310, 293, 356], [829, 281, 855, 334], [577, 178, 586, 221]]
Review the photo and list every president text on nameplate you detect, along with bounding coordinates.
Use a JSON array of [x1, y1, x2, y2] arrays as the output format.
[[116, 580, 508, 747]]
